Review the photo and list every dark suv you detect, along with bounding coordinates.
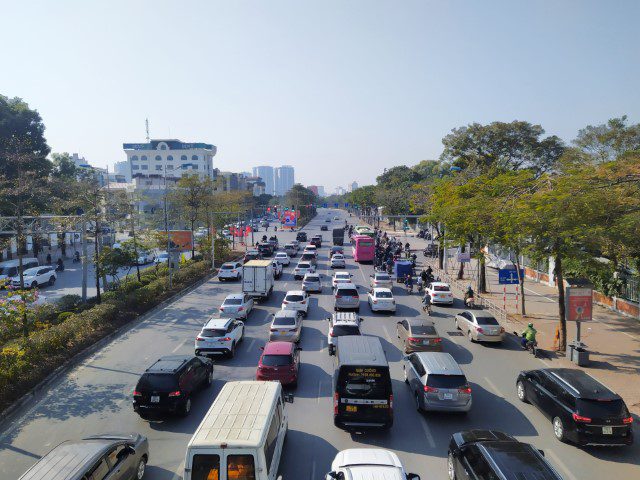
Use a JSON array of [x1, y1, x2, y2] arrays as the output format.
[[516, 368, 633, 446], [133, 355, 213, 418], [296, 232, 307, 242], [447, 430, 563, 480], [311, 235, 322, 248], [257, 242, 274, 256]]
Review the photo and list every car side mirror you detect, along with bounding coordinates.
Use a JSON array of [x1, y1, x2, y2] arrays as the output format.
[[407, 474, 420, 480], [396, 321, 402, 324], [259, 346, 265, 351], [402, 355, 409, 361], [538, 449, 545, 457], [125, 445, 136, 456], [327, 472, 345, 480], [296, 347, 303, 351]]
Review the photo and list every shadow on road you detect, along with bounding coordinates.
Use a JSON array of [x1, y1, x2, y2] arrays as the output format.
[[279, 429, 338, 479]]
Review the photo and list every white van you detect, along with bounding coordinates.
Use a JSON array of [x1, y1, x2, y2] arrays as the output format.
[[184, 381, 290, 480], [0, 257, 39, 283]]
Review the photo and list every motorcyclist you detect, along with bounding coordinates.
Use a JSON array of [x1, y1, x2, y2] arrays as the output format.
[[405, 274, 413, 292], [73, 251, 81, 263], [420, 269, 428, 284], [464, 285, 475, 301], [422, 292, 432, 313], [56, 258, 65, 272], [426, 265, 433, 277], [521, 323, 537, 349]]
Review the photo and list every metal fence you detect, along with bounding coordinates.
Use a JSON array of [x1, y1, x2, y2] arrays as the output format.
[[620, 276, 639, 303]]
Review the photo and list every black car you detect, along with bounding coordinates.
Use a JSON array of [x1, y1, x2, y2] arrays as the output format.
[[311, 236, 322, 248], [257, 242, 274, 256], [133, 355, 213, 418], [321, 225, 329, 231], [516, 368, 633, 446], [447, 430, 563, 480], [296, 232, 307, 242], [330, 246, 344, 257], [244, 251, 263, 263]]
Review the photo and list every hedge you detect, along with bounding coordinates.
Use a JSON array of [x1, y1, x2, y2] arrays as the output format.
[[0, 259, 212, 413]]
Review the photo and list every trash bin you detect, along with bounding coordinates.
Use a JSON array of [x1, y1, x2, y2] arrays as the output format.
[[567, 341, 590, 366]]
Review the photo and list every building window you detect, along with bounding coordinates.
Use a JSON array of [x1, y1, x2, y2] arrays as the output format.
[[181, 164, 189, 170], [160, 144, 167, 150], [132, 165, 140, 170], [181, 155, 187, 161], [167, 155, 173, 161], [131, 155, 138, 161], [155, 165, 163, 171], [141, 165, 148, 170], [141, 155, 148, 161], [166, 165, 174, 170], [192, 165, 199, 170], [155, 155, 162, 161], [192, 155, 198, 161]]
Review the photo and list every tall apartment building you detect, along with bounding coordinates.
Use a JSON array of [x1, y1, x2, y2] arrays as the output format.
[[349, 181, 359, 192], [123, 139, 217, 180], [275, 165, 295, 196], [252, 166, 275, 195]]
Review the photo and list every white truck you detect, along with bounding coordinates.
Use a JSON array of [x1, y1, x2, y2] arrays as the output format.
[[242, 259, 275, 300]]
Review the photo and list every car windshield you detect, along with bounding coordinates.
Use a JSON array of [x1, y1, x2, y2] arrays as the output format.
[[337, 288, 358, 297], [137, 373, 178, 391], [339, 366, 391, 397], [285, 294, 304, 302], [202, 328, 227, 337], [426, 374, 467, 389], [375, 291, 393, 298], [433, 285, 450, 292], [298, 263, 310, 269], [376, 275, 390, 281], [304, 277, 319, 282], [475, 316, 499, 325], [336, 274, 350, 279], [302, 254, 314, 259], [221, 264, 234, 269], [332, 325, 360, 336], [273, 316, 296, 326], [276, 253, 286, 257], [224, 298, 242, 305], [577, 398, 627, 418], [333, 255, 344, 260], [410, 325, 437, 335], [261, 354, 292, 366]]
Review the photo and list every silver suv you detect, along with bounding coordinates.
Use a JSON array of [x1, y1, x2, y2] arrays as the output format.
[[334, 285, 360, 312]]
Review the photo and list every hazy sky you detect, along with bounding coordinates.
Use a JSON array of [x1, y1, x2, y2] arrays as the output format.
[[2, 0, 638, 192]]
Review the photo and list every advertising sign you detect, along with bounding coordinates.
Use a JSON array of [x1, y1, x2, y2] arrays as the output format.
[[159, 230, 193, 252], [457, 252, 471, 262], [498, 268, 524, 285], [283, 211, 297, 227], [334, 203, 339, 208], [323, 203, 328, 208], [566, 287, 593, 322]]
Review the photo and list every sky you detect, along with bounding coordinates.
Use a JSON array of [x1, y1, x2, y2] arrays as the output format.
[[1, 0, 639, 192]]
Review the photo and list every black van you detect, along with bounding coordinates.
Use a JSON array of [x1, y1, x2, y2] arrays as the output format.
[[332, 335, 393, 430]]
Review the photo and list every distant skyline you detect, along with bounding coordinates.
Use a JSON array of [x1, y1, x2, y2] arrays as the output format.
[[1, 1, 639, 191]]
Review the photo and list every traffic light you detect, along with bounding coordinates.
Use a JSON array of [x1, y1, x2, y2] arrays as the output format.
[[267, 207, 271, 213], [291, 205, 295, 211]]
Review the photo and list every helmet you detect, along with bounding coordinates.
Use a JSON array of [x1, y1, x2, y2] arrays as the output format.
[[528, 323, 534, 328]]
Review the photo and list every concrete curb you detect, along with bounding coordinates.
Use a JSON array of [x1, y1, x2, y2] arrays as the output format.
[[0, 266, 220, 430]]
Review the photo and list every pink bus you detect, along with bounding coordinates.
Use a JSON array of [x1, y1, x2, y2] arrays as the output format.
[[352, 235, 375, 263]]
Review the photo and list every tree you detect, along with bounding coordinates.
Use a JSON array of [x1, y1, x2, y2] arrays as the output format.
[[169, 175, 210, 257], [0, 95, 51, 182], [573, 116, 640, 163], [376, 166, 421, 188], [440, 121, 564, 175], [51, 152, 79, 179], [97, 246, 135, 286]]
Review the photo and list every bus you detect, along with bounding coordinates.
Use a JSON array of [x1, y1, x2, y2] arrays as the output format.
[[352, 235, 375, 263]]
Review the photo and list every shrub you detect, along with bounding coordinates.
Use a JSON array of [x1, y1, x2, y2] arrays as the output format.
[[56, 294, 82, 313], [56, 312, 75, 323]]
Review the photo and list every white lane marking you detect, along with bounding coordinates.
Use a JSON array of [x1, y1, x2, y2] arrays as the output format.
[[171, 338, 188, 353], [483, 376, 503, 396], [545, 449, 578, 480], [317, 380, 324, 403], [382, 324, 393, 342], [419, 417, 436, 448], [247, 338, 257, 351], [170, 460, 185, 480], [310, 460, 316, 480], [357, 262, 367, 285]]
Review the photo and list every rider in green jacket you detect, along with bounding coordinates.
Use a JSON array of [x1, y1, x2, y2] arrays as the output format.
[[521, 323, 537, 348]]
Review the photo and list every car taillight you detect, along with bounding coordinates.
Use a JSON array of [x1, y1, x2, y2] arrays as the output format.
[[196, 336, 205, 341], [221, 337, 231, 341], [283, 300, 289, 304], [476, 327, 484, 334], [389, 394, 394, 411], [408, 337, 419, 343], [232, 270, 237, 273], [329, 330, 336, 337], [623, 416, 633, 424], [301, 300, 306, 304], [168, 390, 181, 397], [334, 393, 339, 414], [572, 413, 592, 423], [424, 385, 439, 393], [373, 300, 378, 304], [459, 385, 472, 394], [133, 390, 142, 397], [219, 307, 224, 311], [433, 337, 442, 343], [238, 306, 244, 311], [336, 295, 342, 298]]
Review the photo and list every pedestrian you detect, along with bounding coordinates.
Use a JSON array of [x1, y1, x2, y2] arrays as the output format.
[[46, 252, 52, 265]]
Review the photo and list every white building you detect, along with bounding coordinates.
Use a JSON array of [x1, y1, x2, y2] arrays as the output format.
[[113, 160, 131, 182], [275, 165, 295, 196], [316, 186, 326, 197], [252, 166, 275, 195], [123, 139, 216, 181], [350, 181, 359, 192]]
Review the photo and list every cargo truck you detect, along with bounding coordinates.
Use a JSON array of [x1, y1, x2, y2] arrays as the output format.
[[242, 259, 274, 300], [332, 228, 345, 246]]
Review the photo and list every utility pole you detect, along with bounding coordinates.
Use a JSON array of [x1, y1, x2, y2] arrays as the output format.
[[81, 216, 88, 302], [163, 165, 172, 289]]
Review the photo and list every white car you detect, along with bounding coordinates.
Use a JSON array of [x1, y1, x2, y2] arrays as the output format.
[[155, 252, 170, 265], [10, 266, 56, 289], [330, 254, 346, 269], [274, 252, 291, 266], [195, 317, 244, 358], [281, 290, 309, 316], [327, 312, 362, 355], [290, 240, 300, 251], [303, 244, 317, 255], [425, 281, 454, 305], [368, 288, 396, 313], [293, 262, 315, 280], [326, 449, 420, 480], [370, 272, 393, 290], [136, 251, 155, 265], [218, 261, 242, 281], [272, 261, 283, 279], [302, 273, 322, 293], [218, 293, 254, 319], [332, 271, 353, 289]]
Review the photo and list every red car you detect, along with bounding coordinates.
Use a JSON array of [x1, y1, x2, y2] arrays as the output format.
[[256, 341, 301, 387]]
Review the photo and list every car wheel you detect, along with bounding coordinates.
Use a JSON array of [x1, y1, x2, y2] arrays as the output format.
[[403, 366, 409, 384], [455, 318, 460, 330], [468, 331, 475, 343], [48, 276, 55, 286], [136, 457, 147, 479], [516, 381, 528, 403], [447, 452, 456, 480], [205, 369, 213, 387], [414, 392, 422, 411], [229, 342, 236, 358], [180, 397, 192, 417], [31, 281, 38, 289], [553, 416, 567, 442]]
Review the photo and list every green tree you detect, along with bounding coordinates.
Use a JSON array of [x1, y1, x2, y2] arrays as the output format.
[[51, 152, 79, 179], [169, 175, 211, 257], [573, 116, 640, 163]]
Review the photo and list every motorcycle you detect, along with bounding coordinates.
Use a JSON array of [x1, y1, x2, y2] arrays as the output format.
[[72, 252, 81, 263], [405, 281, 414, 294], [465, 296, 476, 308], [514, 332, 539, 357], [422, 301, 432, 315]]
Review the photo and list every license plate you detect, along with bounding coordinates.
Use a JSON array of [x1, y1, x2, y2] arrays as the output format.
[[423, 340, 431, 345], [603, 426, 613, 435], [346, 405, 357, 412], [443, 393, 453, 400], [151, 396, 160, 403], [280, 331, 286, 335], [439, 294, 445, 298]]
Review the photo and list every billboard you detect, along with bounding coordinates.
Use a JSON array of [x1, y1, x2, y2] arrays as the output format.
[[283, 211, 297, 227], [159, 230, 193, 252], [566, 287, 593, 322]]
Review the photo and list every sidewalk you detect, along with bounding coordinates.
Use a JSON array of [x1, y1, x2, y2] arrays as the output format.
[[366, 225, 640, 415]]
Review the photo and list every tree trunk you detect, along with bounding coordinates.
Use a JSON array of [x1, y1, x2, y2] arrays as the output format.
[[457, 245, 465, 280], [478, 254, 487, 293], [516, 256, 526, 316], [16, 221, 29, 339], [94, 224, 102, 304], [555, 254, 566, 350]]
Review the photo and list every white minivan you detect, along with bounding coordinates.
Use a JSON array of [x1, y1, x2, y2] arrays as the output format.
[[184, 381, 291, 480]]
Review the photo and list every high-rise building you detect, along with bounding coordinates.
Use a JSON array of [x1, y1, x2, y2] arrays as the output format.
[[307, 185, 319, 195], [350, 181, 359, 192], [275, 165, 295, 196], [252, 166, 275, 195], [123, 139, 216, 181], [317, 186, 326, 197]]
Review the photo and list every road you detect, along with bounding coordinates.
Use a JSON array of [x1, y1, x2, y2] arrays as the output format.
[[0, 209, 637, 479]]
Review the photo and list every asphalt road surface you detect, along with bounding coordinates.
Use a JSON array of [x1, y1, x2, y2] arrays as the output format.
[[0, 209, 637, 479]]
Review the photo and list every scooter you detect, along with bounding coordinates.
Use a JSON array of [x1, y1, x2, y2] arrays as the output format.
[[465, 296, 476, 309], [422, 302, 432, 315], [514, 332, 539, 357]]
